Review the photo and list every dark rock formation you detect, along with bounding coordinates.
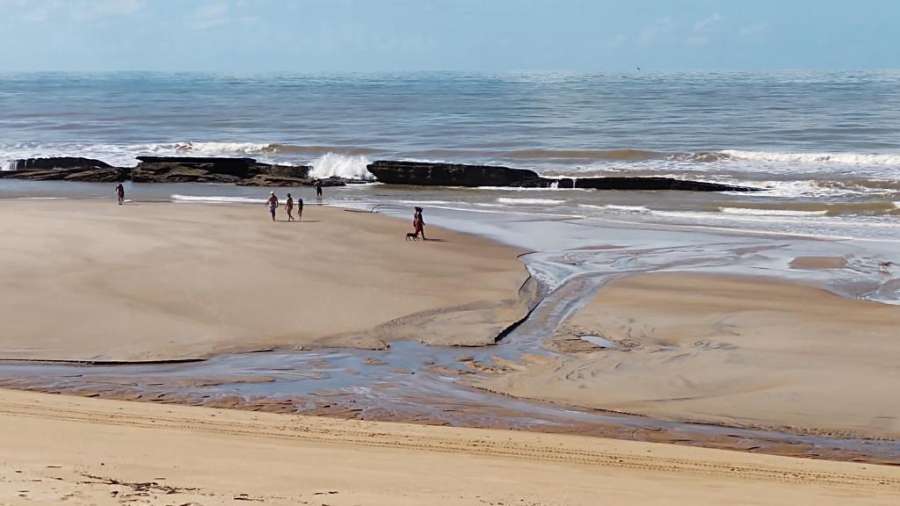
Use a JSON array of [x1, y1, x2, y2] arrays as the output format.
[[9, 157, 111, 170], [132, 156, 311, 184], [367, 160, 758, 192], [367, 160, 545, 188], [237, 175, 349, 187], [2, 156, 320, 186], [556, 177, 756, 192], [0, 167, 130, 183], [0, 157, 128, 182]]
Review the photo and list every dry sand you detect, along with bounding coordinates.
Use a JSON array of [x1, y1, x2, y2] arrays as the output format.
[[1, 388, 898, 505], [0, 199, 532, 362], [477, 273, 900, 439]]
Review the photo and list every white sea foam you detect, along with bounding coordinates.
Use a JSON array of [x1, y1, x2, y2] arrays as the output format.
[[171, 194, 267, 204], [0, 142, 281, 168], [170, 141, 273, 156], [476, 185, 589, 192], [579, 204, 651, 213], [497, 197, 566, 205], [398, 200, 460, 205], [309, 153, 373, 180], [721, 149, 900, 166], [747, 180, 846, 198], [720, 207, 828, 217], [606, 204, 650, 212]]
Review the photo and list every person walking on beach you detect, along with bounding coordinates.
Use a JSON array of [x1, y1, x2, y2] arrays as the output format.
[[266, 191, 279, 222], [115, 183, 125, 205], [285, 193, 295, 222], [413, 207, 426, 240], [315, 180, 323, 199], [297, 194, 304, 222]]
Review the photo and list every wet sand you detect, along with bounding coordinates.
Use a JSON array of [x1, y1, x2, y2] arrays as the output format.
[[790, 255, 849, 269], [2, 388, 899, 505], [0, 199, 531, 362], [477, 272, 900, 439]]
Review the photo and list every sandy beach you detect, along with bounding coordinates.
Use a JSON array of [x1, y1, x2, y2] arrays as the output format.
[[477, 272, 900, 439], [2, 388, 898, 505], [0, 199, 532, 362]]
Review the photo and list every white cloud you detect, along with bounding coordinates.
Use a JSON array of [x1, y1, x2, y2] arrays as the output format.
[[637, 17, 674, 47], [0, 0, 144, 23], [693, 13, 723, 33], [609, 33, 627, 49], [686, 13, 723, 47], [739, 22, 770, 38], [190, 1, 231, 30]]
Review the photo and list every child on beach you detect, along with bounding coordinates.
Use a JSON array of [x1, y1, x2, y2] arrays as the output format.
[[266, 192, 278, 221], [315, 180, 323, 199], [115, 183, 125, 205], [297, 195, 304, 221], [285, 193, 295, 221]]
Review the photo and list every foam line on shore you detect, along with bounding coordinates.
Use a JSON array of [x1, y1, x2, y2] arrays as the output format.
[[171, 194, 267, 204], [719, 207, 828, 217], [497, 197, 566, 205]]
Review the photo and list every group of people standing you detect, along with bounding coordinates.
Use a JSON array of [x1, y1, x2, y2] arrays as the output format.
[[114, 180, 428, 239], [266, 191, 304, 222], [266, 181, 324, 222]]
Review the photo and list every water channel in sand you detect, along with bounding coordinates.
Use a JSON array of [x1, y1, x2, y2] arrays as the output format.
[[1, 192, 898, 463]]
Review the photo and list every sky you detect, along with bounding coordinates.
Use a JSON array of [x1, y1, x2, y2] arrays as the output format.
[[0, 0, 897, 73]]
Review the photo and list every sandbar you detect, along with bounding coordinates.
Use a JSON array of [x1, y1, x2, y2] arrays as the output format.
[[477, 272, 900, 439], [0, 199, 532, 362]]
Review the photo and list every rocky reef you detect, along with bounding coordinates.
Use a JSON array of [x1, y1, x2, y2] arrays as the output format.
[[366, 160, 546, 187], [367, 160, 758, 192], [1, 156, 338, 187], [3, 156, 759, 192], [131, 156, 311, 184], [0, 157, 129, 183]]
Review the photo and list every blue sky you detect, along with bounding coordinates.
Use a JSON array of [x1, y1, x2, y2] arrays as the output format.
[[0, 0, 897, 72]]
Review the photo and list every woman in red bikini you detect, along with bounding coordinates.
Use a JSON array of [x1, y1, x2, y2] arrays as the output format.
[[413, 207, 426, 240]]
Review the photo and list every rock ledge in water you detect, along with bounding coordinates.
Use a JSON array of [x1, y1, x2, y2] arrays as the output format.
[[0, 157, 127, 182], [367, 160, 758, 192]]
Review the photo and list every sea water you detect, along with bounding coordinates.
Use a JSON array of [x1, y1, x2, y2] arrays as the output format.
[[1, 71, 898, 257]]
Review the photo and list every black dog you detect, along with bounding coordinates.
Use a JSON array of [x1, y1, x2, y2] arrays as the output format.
[[405, 232, 419, 241]]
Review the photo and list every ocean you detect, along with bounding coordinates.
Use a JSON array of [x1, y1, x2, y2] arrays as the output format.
[[1, 71, 899, 242]]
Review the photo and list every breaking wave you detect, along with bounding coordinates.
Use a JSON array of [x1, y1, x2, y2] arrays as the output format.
[[309, 153, 373, 180], [719, 150, 900, 166], [579, 204, 650, 213], [171, 194, 266, 204], [719, 207, 828, 217]]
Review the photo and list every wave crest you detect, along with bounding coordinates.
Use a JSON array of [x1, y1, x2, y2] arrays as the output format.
[[309, 153, 373, 180], [720, 149, 900, 165]]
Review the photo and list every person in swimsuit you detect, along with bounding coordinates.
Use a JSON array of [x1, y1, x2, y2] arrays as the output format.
[[297, 194, 304, 222], [285, 193, 295, 222], [315, 180, 323, 199], [115, 183, 125, 205], [266, 192, 278, 222], [413, 207, 426, 240]]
